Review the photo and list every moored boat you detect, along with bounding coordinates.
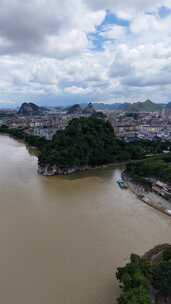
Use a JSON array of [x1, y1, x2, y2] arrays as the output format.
[[117, 179, 128, 189]]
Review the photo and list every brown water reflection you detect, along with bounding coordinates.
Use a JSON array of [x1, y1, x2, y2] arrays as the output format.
[[0, 135, 170, 304]]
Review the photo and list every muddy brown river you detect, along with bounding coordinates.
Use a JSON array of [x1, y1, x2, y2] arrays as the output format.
[[0, 135, 171, 304]]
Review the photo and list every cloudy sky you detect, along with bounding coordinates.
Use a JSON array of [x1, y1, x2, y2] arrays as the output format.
[[1, 0, 171, 106]]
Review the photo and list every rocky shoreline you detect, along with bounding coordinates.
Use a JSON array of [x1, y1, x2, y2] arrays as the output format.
[[143, 244, 171, 261], [37, 163, 115, 176], [38, 164, 88, 176]]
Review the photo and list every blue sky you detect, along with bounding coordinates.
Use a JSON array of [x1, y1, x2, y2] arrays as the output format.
[[0, 0, 171, 107], [88, 12, 130, 52]]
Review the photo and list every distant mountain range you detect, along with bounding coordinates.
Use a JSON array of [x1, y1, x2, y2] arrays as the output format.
[[92, 100, 169, 112], [17, 100, 171, 115], [127, 100, 164, 112], [67, 100, 164, 113], [92, 102, 129, 111]]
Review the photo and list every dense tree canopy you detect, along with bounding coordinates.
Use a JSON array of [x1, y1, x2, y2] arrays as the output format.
[[116, 248, 171, 304], [118, 286, 151, 304], [39, 117, 121, 168], [152, 249, 171, 299], [126, 154, 171, 184]]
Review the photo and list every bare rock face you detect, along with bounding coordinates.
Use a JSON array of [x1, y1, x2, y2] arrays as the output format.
[[18, 102, 42, 115], [37, 164, 90, 176], [38, 164, 77, 176], [143, 244, 171, 262]]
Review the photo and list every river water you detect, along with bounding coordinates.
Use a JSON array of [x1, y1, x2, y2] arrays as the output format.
[[0, 135, 171, 304]]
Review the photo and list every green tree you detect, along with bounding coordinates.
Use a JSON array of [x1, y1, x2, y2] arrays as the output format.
[[118, 286, 151, 304], [152, 260, 171, 298]]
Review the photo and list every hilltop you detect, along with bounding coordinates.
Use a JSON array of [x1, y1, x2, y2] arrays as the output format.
[[83, 102, 96, 114], [127, 99, 164, 112], [18, 102, 47, 115], [67, 102, 96, 115], [67, 104, 82, 114], [38, 116, 120, 175]]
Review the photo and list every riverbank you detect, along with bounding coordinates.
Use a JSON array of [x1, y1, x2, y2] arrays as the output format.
[[38, 157, 163, 176], [0, 126, 48, 154], [122, 172, 171, 217], [38, 162, 126, 176], [38, 163, 88, 176]]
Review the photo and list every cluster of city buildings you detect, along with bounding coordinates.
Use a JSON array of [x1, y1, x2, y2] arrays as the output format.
[[0, 103, 97, 140], [4, 112, 69, 139], [110, 109, 171, 142], [1, 103, 171, 142]]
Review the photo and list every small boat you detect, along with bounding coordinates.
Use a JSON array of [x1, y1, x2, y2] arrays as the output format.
[[117, 179, 128, 189]]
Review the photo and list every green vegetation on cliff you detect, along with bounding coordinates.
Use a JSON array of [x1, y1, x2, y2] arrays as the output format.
[[116, 246, 171, 304], [39, 117, 120, 168]]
